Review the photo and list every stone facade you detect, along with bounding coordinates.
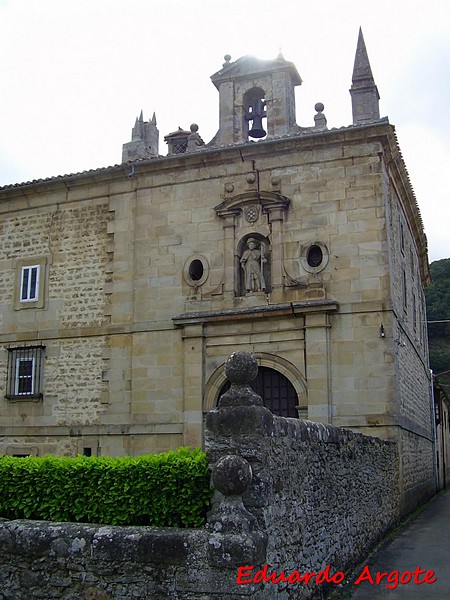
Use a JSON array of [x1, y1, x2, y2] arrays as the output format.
[[435, 380, 450, 490], [0, 33, 435, 509]]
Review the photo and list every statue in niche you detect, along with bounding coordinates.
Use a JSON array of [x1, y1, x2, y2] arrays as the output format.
[[240, 238, 267, 293]]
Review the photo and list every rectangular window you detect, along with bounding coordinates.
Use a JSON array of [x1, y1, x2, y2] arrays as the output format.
[[402, 269, 408, 312], [14, 257, 47, 310], [6, 345, 45, 401], [20, 265, 40, 302], [410, 248, 415, 278], [15, 356, 35, 395]]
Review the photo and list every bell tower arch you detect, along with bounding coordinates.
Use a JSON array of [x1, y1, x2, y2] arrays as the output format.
[[210, 54, 302, 145], [243, 87, 267, 139]]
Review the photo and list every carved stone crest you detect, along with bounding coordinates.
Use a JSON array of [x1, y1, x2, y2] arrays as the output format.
[[244, 204, 259, 223]]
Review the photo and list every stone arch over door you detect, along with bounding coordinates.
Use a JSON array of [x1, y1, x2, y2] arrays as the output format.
[[203, 352, 307, 417]]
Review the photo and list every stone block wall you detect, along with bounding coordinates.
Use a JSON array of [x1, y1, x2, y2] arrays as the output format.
[[0, 520, 219, 599], [0, 353, 402, 599], [0, 196, 111, 334], [384, 179, 434, 510], [0, 193, 111, 456], [263, 419, 399, 581]]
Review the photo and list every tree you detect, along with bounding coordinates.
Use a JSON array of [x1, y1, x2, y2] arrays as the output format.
[[425, 258, 450, 390]]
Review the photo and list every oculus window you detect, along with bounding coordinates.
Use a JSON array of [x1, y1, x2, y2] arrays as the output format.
[[300, 242, 329, 274], [183, 255, 209, 287]]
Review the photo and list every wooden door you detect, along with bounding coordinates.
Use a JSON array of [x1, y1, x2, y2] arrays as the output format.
[[219, 366, 298, 417]]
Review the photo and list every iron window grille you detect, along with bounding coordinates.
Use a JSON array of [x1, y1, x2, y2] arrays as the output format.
[[5, 345, 45, 401]]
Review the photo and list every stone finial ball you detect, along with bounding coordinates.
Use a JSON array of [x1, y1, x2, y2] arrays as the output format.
[[224, 351, 258, 385], [190, 123, 199, 132], [315, 102, 325, 113], [212, 454, 252, 496]]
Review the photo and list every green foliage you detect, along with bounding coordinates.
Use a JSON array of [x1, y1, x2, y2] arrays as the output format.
[[426, 258, 450, 390], [429, 343, 450, 375], [0, 448, 212, 527], [426, 258, 450, 339]]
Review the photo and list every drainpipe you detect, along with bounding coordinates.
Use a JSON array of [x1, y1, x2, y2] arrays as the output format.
[[430, 370, 439, 492]]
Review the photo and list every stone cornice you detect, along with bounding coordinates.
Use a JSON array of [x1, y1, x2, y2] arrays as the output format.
[[0, 423, 184, 437], [173, 300, 339, 327], [383, 127, 431, 285], [0, 121, 393, 199]]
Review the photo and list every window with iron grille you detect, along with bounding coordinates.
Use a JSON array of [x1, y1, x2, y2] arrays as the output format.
[[5, 345, 45, 401]]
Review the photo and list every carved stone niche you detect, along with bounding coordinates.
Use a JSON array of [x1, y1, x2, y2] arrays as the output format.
[[214, 192, 290, 297]]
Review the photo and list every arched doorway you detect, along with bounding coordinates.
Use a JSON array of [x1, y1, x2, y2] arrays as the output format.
[[218, 366, 298, 418]]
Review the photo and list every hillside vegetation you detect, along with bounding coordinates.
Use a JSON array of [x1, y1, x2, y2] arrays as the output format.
[[425, 258, 450, 391]]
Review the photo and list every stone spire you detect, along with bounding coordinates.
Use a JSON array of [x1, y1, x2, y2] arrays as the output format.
[[122, 111, 159, 162], [350, 28, 380, 125]]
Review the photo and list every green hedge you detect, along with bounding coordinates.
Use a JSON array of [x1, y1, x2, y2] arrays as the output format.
[[0, 448, 212, 527]]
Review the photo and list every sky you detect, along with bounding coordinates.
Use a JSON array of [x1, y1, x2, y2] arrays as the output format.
[[0, 0, 449, 263]]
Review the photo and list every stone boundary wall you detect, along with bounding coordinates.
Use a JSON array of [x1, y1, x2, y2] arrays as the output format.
[[265, 419, 399, 584], [0, 353, 401, 599]]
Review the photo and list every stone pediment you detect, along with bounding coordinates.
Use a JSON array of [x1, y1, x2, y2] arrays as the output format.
[[211, 54, 302, 90], [214, 191, 290, 218]]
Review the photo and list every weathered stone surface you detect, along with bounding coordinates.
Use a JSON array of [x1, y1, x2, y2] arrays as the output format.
[[0, 362, 401, 599], [212, 455, 252, 496], [217, 385, 264, 408], [207, 530, 267, 567], [206, 405, 274, 437], [224, 352, 258, 386], [0, 424, 400, 599], [207, 493, 259, 535]]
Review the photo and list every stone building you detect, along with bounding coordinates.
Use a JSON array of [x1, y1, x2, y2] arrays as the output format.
[[0, 31, 435, 511], [434, 379, 450, 490]]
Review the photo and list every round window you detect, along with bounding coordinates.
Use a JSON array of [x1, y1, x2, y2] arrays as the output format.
[[183, 255, 209, 287], [300, 242, 329, 274], [307, 244, 323, 268], [189, 259, 204, 281]]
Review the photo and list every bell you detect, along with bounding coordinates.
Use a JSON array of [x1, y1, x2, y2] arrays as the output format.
[[248, 115, 267, 138], [247, 98, 267, 139]]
